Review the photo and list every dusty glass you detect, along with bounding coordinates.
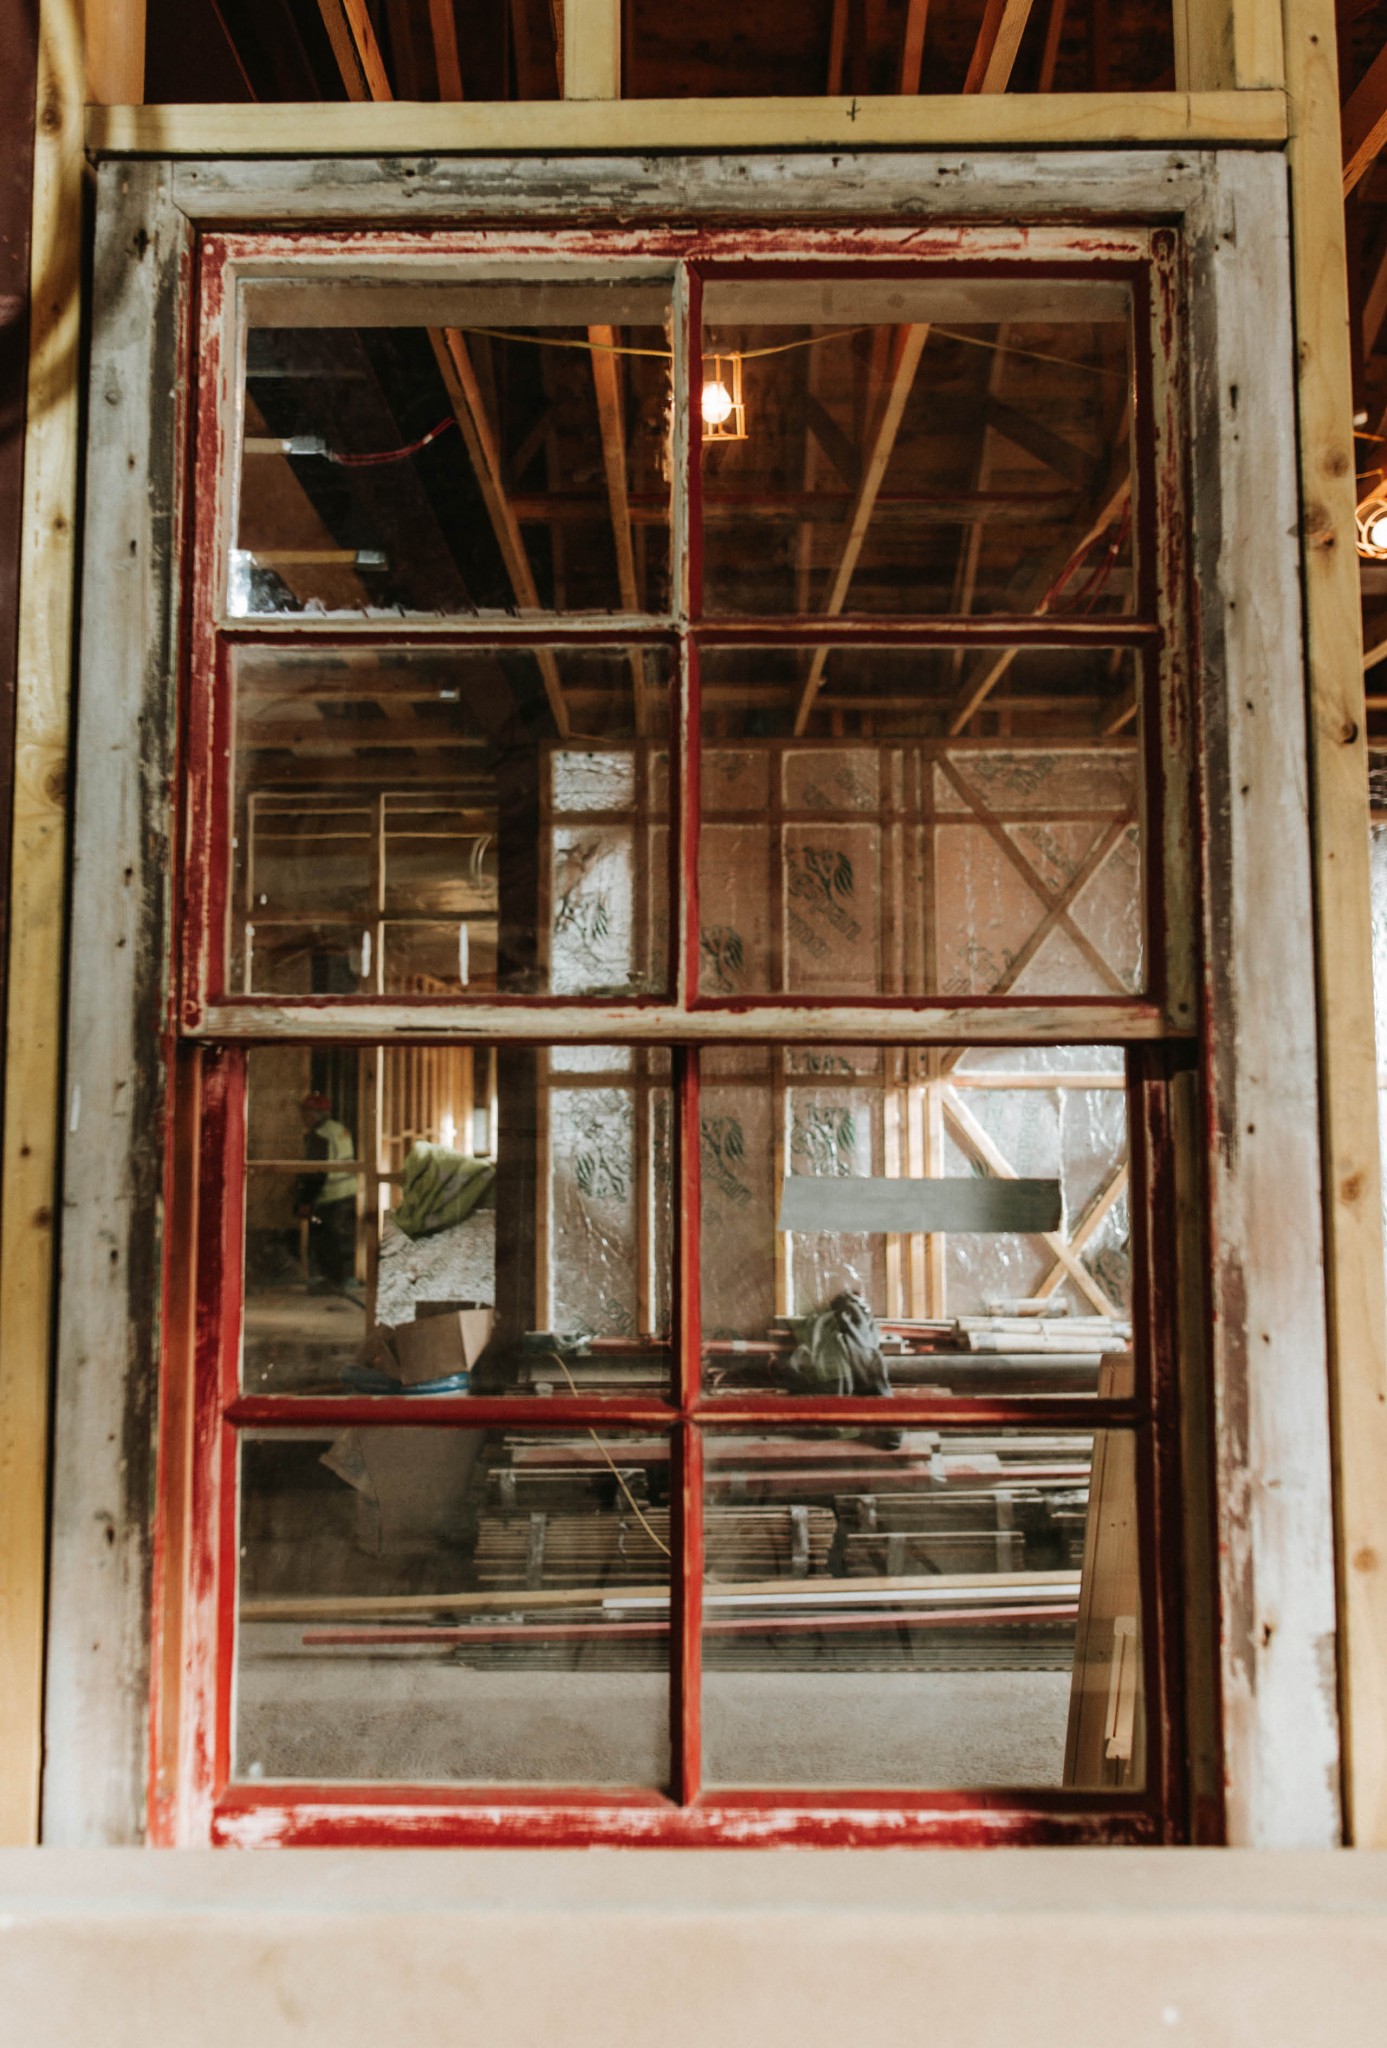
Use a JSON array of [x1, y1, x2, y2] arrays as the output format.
[[700, 1420, 1144, 1792]]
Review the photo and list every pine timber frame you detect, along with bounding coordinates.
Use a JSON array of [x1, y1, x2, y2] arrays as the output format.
[[38, 139, 1341, 1850]]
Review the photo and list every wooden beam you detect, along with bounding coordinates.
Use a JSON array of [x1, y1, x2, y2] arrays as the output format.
[[562, 0, 619, 99], [588, 326, 648, 732], [85, 92, 1291, 158], [1343, 43, 1387, 196], [1361, 231, 1387, 357], [946, 472, 1131, 734], [427, 0, 465, 99], [791, 324, 931, 735], [306, 16, 567, 738], [384, 0, 426, 99], [899, 0, 930, 94], [941, 1090, 1119, 1317], [1173, 0, 1284, 92], [81, 0, 145, 105], [1037, 0, 1068, 91], [429, 330, 569, 735], [963, 0, 1036, 95], [315, 0, 394, 103], [1285, 0, 1387, 1845], [0, 0, 83, 1852]]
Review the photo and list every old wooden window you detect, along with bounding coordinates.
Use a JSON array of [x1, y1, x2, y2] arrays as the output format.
[[158, 220, 1187, 1845], [52, 152, 1339, 1851]]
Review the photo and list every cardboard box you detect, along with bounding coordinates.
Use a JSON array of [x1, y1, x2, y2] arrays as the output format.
[[389, 1301, 495, 1386]]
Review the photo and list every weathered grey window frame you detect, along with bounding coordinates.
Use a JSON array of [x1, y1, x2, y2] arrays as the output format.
[[45, 147, 1339, 1848]]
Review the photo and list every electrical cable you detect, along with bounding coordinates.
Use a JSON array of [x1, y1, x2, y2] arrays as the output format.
[[545, 1348, 672, 1559], [295, 324, 1118, 468]]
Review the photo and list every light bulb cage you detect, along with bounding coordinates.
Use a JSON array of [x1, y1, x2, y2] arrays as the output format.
[[701, 351, 747, 441], [1357, 473, 1387, 558]]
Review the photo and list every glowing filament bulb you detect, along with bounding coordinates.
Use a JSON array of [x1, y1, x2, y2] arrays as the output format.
[[702, 379, 734, 427], [1369, 513, 1387, 553]]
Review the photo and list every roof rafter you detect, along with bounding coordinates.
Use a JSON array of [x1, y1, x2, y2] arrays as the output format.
[[964, 0, 1038, 96], [791, 324, 932, 736], [588, 325, 650, 734], [1344, 41, 1387, 196], [316, 0, 568, 735], [428, 0, 465, 99]]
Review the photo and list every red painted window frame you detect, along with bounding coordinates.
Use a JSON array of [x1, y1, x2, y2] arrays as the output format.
[[151, 219, 1199, 1849]]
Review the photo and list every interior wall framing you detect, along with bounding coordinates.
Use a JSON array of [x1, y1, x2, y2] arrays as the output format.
[[42, 142, 1340, 1849]]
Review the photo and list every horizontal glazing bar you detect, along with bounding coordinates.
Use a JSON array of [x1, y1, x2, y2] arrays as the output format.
[[191, 1001, 1175, 1043], [693, 618, 1160, 647], [226, 1396, 1144, 1429], [213, 616, 1160, 648], [217, 619, 683, 647]]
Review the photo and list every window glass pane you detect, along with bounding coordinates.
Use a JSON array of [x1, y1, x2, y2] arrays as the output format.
[[234, 1427, 671, 1785], [698, 646, 1143, 1000], [700, 1418, 1144, 1792], [699, 278, 1134, 618], [234, 279, 672, 618], [230, 644, 671, 998], [701, 1044, 1131, 1397], [242, 1044, 673, 1395]]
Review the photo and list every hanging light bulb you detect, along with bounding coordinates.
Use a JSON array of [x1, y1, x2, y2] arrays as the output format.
[[700, 352, 747, 441], [1357, 476, 1387, 558], [701, 377, 734, 427]]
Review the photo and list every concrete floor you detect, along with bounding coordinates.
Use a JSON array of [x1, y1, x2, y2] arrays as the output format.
[[235, 1649, 1072, 1787]]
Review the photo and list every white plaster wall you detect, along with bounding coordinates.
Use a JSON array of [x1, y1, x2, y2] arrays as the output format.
[[2, 1850, 1386, 2047]]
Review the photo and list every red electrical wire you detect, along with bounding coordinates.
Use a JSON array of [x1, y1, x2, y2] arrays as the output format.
[[330, 416, 458, 467]]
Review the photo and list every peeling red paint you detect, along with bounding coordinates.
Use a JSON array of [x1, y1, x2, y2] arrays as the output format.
[[156, 213, 1198, 1849]]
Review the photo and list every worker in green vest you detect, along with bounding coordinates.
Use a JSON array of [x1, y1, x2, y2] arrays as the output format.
[[295, 1089, 358, 1290]]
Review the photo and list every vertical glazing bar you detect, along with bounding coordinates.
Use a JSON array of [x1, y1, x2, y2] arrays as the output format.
[[672, 1421, 704, 1807], [672, 265, 700, 1009], [676, 1044, 701, 1411], [671, 1043, 702, 1803], [681, 637, 702, 1008], [677, 264, 702, 627]]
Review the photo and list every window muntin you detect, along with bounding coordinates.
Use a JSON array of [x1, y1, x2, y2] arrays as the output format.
[[175, 221, 1186, 1845]]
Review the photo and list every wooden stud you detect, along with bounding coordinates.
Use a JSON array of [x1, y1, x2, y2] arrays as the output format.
[[1174, 0, 1285, 92], [0, 0, 84, 1850], [562, 0, 619, 100], [81, 0, 146, 105], [1285, 0, 1387, 1847], [85, 94, 1291, 160]]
